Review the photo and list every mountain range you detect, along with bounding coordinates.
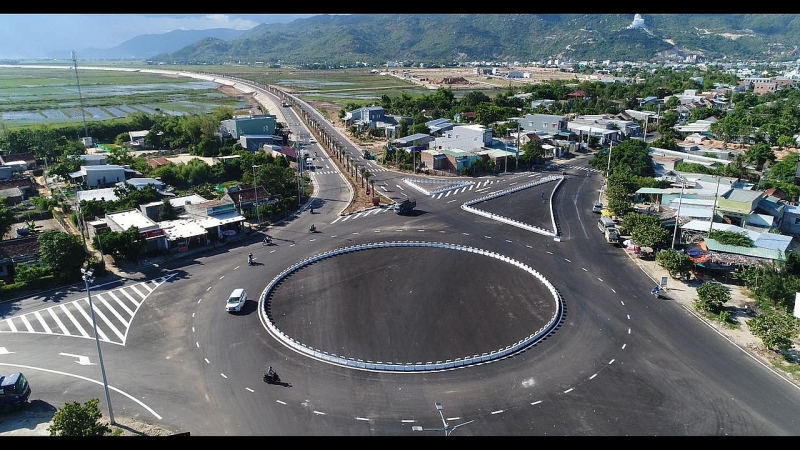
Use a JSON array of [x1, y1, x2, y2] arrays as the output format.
[[75, 14, 800, 65], [78, 28, 249, 60]]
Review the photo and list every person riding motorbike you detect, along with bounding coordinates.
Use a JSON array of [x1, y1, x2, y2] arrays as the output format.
[[247, 253, 253, 265], [651, 285, 660, 297], [309, 224, 316, 233], [263, 235, 272, 245], [310, 207, 314, 214]]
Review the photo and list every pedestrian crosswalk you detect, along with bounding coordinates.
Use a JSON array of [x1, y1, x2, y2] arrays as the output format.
[[0, 274, 176, 346], [329, 165, 599, 226]]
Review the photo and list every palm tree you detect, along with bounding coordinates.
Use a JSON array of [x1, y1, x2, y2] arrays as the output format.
[[361, 168, 370, 189]]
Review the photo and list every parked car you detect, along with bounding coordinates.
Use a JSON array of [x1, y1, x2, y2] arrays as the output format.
[[0, 372, 31, 409], [225, 288, 247, 313]]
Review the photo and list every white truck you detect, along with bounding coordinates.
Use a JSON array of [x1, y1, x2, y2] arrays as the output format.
[[604, 226, 620, 244]]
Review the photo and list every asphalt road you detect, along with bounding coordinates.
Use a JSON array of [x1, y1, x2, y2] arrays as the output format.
[[2, 73, 800, 436]]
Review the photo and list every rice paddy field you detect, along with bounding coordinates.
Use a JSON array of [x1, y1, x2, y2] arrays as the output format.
[[0, 63, 506, 129], [0, 65, 247, 128]]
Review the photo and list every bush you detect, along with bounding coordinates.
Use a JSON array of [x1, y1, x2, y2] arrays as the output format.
[[695, 281, 731, 314], [48, 398, 112, 436]]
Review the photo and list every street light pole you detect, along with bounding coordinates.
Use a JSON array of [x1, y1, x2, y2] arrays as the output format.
[[252, 165, 261, 225], [507, 117, 522, 172], [81, 267, 115, 425], [412, 402, 474, 436]]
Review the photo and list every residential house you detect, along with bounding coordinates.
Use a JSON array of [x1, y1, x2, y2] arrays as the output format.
[[76, 187, 119, 206], [516, 114, 574, 142], [0, 236, 39, 282], [117, 177, 171, 196], [0, 178, 36, 206], [239, 134, 282, 152], [0, 153, 36, 171], [343, 106, 387, 128], [392, 133, 435, 149], [425, 118, 455, 136], [220, 115, 277, 140], [420, 148, 477, 173], [531, 99, 556, 109], [128, 130, 149, 148], [715, 188, 766, 228], [781, 205, 800, 236], [78, 154, 108, 166], [567, 115, 623, 145], [674, 118, 718, 136], [147, 157, 171, 170], [222, 185, 275, 218], [104, 209, 168, 254], [431, 125, 493, 153], [183, 199, 246, 240], [140, 194, 209, 222], [69, 165, 138, 188], [344, 106, 412, 139], [649, 147, 729, 175], [740, 77, 780, 96]]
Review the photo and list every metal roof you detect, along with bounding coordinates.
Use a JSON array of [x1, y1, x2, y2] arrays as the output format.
[[705, 238, 785, 260], [727, 188, 762, 202]]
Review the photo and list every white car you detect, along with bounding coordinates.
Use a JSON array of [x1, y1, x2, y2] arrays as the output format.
[[592, 202, 603, 213], [225, 288, 247, 313]]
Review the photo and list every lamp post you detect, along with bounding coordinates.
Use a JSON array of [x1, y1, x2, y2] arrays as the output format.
[[252, 165, 261, 225], [81, 267, 115, 425], [508, 117, 522, 171], [412, 402, 473, 436]]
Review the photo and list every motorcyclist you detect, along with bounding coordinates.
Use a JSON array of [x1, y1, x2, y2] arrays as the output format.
[[651, 285, 660, 296], [310, 224, 316, 232], [248, 253, 253, 265], [310, 207, 314, 214]]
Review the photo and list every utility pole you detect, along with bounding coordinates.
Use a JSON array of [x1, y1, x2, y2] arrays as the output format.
[[671, 176, 686, 249], [708, 176, 722, 234], [253, 165, 261, 225], [71, 51, 89, 140]]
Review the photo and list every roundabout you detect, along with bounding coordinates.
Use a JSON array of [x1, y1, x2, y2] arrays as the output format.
[[260, 241, 564, 372]]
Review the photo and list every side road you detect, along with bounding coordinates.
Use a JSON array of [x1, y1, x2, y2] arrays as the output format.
[[552, 151, 799, 388]]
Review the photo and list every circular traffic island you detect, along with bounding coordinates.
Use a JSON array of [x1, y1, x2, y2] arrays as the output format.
[[265, 242, 562, 371]]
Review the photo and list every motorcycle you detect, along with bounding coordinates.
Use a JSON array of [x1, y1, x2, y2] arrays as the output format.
[[263, 236, 272, 246], [263, 370, 280, 384], [247, 254, 253, 265], [309, 225, 316, 233]]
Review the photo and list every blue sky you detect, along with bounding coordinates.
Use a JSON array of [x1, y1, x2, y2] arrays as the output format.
[[0, 14, 317, 59]]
